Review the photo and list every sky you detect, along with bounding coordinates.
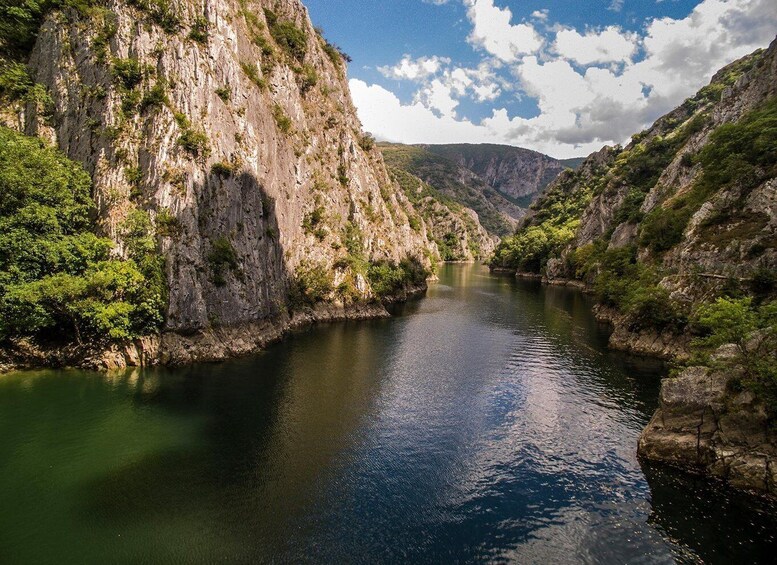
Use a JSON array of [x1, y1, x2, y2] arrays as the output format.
[[304, 0, 777, 158]]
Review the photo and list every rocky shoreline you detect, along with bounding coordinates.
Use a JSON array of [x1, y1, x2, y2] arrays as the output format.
[[0, 285, 427, 374], [502, 268, 777, 501], [639, 360, 777, 499]]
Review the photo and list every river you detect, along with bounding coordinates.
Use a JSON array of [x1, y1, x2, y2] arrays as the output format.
[[0, 263, 775, 563]]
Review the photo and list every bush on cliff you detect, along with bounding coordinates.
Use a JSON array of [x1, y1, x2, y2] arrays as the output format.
[[692, 297, 777, 408], [0, 127, 164, 344], [367, 257, 428, 299]]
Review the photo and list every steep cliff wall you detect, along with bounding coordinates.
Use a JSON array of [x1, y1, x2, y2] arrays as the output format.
[[387, 164, 496, 262], [491, 37, 777, 498], [1, 0, 438, 368]]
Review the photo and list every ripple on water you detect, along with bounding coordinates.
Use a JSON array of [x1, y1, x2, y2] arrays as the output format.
[[1, 264, 776, 564]]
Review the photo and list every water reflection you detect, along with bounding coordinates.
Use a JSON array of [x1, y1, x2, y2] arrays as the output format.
[[0, 264, 775, 563]]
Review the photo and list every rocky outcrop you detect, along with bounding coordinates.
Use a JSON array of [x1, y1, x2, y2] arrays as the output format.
[[639, 359, 777, 498], [591, 305, 691, 360], [2, 0, 441, 368]]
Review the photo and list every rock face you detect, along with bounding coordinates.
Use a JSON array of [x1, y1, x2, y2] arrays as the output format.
[[384, 162, 496, 261], [572, 43, 777, 286], [639, 362, 777, 496], [494, 37, 777, 498], [5, 0, 440, 366], [421, 143, 574, 204]]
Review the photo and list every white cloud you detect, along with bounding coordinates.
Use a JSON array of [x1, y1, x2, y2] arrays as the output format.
[[464, 0, 543, 62], [531, 9, 549, 22], [554, 26, 638, 65], [351, 0, 777, 158], [378, 55, 450, 81], [350, 78, 604, 158], [417, 79, 461, 118]]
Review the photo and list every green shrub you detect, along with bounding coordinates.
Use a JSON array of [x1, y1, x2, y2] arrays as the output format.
[[625, 284, 685, 330], [689, 297, 777, 411], [207, 236, 239, 287], [298, 63, 317, 94], [1, 0, 100, 57], [210, 161, 235, 177], [0, 127, 164, 343], [140, 80, 168, 111], [367, 256, 428, 298], [127, 0, 180, 33], [215, 85, 231, 102], [696, 96, 777, 195], [303, 206, 326, 237], [337, 163, 349, 186], [187, 16, 208, 44], [288, 261, 332, 308], [317, 30, 351, 66], [240, 61, 266, 89], [178, 127, 208, 157], [155, 207, 180, 237], [111, 57, 143, 90], [359, 133, 375, 152], [0, 60, 35, 100], [264, 8, 307, 62], [272, 104, 292, 133]]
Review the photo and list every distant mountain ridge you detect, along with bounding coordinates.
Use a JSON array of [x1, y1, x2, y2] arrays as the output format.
[[379, 143, 580, 237], [421, 144, 581, 207]]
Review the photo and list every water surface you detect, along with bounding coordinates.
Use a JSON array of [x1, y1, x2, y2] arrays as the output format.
[[1, 264, 775, 563]]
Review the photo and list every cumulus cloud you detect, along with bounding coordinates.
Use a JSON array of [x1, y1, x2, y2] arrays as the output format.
[[378, 55, 450, 81], [464, 0, 543, 62], [351, 0, 777, 158], [554, 26, 638, 65]]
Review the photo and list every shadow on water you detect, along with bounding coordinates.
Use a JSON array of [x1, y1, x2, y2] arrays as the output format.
[[1, 264, 776, 563], [642, 461, 777, 564]]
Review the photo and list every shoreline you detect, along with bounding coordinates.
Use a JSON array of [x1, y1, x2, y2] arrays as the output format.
[[0, 285, 428, 374], [495, 268, 777, 501]]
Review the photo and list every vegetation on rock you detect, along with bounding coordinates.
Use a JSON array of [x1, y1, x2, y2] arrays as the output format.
[[0, 127, 164, 344]]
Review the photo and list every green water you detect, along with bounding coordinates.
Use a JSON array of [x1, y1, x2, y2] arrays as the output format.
[[0, 264, 775, 563]]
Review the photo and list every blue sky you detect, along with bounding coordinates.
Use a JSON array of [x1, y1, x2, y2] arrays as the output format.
[[304, 0, 776, 158]]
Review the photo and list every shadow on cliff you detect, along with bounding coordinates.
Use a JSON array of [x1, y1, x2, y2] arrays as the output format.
[[164, 170, 289, 331]]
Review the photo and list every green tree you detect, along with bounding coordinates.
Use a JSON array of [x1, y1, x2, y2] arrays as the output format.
[[0, 127, 165, 343]]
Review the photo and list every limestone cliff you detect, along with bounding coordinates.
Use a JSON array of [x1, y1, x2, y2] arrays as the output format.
[[491, 37, 777, 498], [1, 0, 438, 368], [639, 347, 777, 496], [387, 164, 496, 262]]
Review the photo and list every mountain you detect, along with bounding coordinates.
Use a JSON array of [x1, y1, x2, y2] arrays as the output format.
[[421, 143, 578, 207], [380, 142, 581, 238], [388, 165, 496, 262], [380, 143, 522, 237], [492, 38, 777, 498], [0, 0, 451, 370]]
